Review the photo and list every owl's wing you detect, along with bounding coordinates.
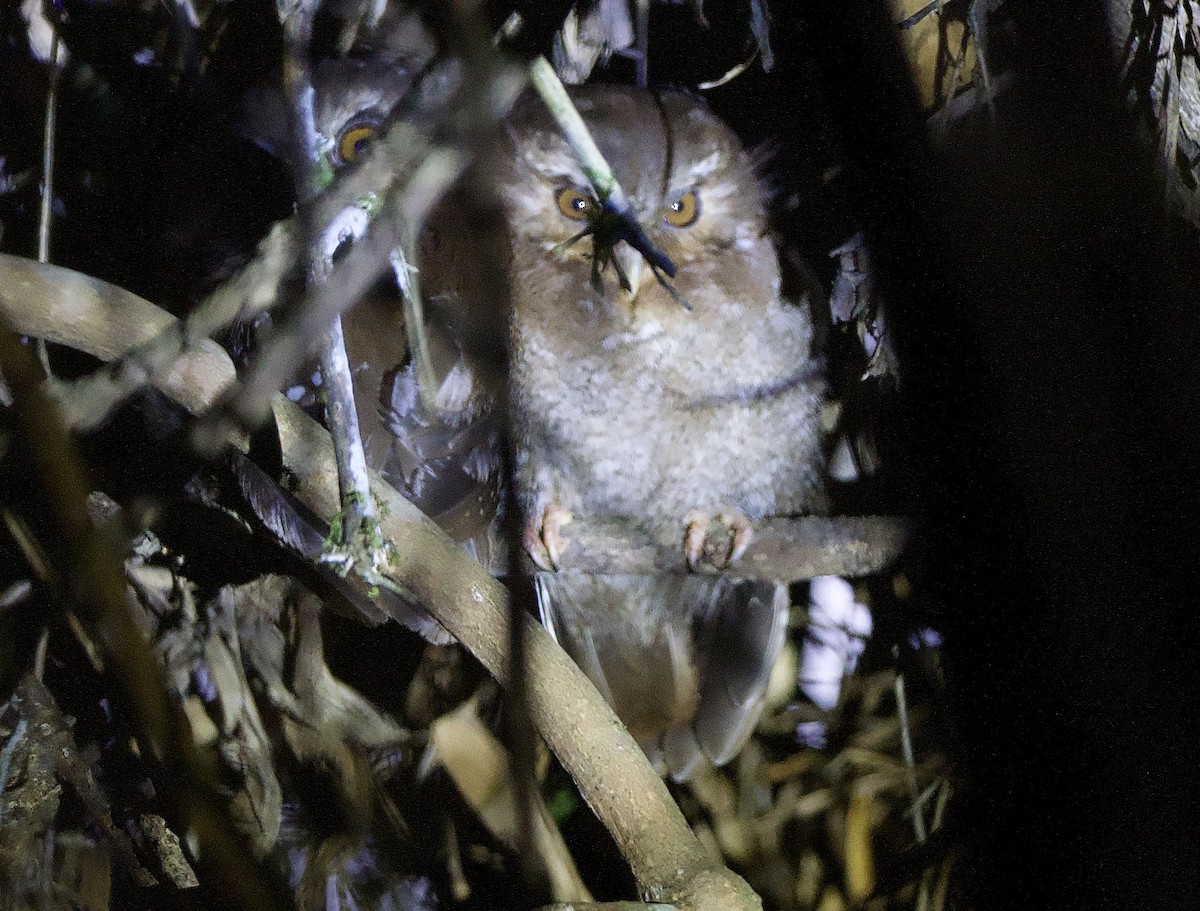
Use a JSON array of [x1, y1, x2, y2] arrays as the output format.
[[664, 579, 789, 779], [367, 180, 509, 570], [535, 573, 701, 767], [535, 573, 788, 780], [372, 316, 503, 571]]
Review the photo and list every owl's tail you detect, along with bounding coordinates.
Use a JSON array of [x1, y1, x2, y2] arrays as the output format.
[[534, 573, 788, 781]]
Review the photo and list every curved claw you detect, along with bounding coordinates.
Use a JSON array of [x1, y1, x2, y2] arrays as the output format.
[[683, 510, 711, 571], [524, 504, 573, 571], [683, 509, 754, 571], [720, 511, 754, 563]]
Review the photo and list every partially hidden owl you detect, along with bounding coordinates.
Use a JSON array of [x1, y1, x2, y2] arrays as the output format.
[[245, 51, 505, 574], [498, 86, 827, 779]]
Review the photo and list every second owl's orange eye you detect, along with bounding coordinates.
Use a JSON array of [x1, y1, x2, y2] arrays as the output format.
[[335, 121, 378, 167], [556, 187, 597, 221], [664, 190, 700, 227]]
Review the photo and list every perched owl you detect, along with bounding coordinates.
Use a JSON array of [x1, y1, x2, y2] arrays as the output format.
[[499, 86, 827, 779], [252, 66, 826, 777], [245, 52, 504, 572]]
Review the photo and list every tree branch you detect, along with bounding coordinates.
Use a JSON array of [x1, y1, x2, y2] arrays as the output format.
[[0, 254, 774, 911], [0, 253, 239, 426], [1, 254, 905, 587], [536, 514, 907, 581]]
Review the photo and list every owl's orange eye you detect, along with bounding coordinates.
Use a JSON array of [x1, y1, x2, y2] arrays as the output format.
[[556, 187, 597, 221], [335, 121, 378, 167], [664, 190, 700, 228]]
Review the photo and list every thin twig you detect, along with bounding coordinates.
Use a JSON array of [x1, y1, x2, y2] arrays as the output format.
[[433, 4, 546, 887], [276, 2, 378, 547], [635, 0, 649, 88], [934, 24, 972, 134], [967, 0, 998, 120], [39, 822, 53, 911], [37, 33, 59, 265], [390, 239, 439, 412], [893, 667, 927, 843], [316, 314, 379, 543], [33, 627, 49, 681], [898, 0, 954, 30], [698, 51, 758, 90], [35, 30, 61, 380]]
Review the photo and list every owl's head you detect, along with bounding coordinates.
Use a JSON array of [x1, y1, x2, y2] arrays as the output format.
[[243, 51, 450, 178], [498, 85, 778, 325], [243, 58, 411, 176]]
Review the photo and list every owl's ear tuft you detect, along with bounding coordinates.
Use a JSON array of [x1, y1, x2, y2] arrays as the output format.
[[747, 140, 785, 203]]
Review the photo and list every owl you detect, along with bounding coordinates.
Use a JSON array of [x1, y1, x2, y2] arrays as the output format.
[[252, 66, 826, 777], [498, 85, 827, 779], [245, 52, 504, 573]]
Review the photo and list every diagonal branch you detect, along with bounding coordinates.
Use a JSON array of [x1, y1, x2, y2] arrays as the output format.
[[0, 254, 769, 911]]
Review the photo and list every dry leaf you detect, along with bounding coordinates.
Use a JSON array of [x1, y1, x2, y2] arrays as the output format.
[[429, 701, 592, 903], [844, 791, 876, 902]]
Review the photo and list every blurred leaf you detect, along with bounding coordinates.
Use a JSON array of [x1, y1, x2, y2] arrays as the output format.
[[545, 788, 578, 825], [845, 791, 876, 902], [429, 700, 592, 903]]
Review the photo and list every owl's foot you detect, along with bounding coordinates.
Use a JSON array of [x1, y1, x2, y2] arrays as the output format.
[[683, 509, 754, 571], [524, 504, 573, 571]]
